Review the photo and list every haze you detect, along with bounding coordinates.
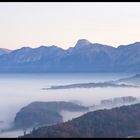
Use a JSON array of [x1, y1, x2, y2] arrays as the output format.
[[0, 73, 140, 137], [1, 2, 140, 50]]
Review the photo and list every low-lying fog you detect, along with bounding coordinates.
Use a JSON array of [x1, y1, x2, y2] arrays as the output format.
[[0, 73, 139, 137]]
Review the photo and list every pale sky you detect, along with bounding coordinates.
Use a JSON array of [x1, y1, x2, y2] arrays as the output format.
[[1, 2, 140, 50]]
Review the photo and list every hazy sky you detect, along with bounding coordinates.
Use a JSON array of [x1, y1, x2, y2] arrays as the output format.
[[1, 2, 140, 50]]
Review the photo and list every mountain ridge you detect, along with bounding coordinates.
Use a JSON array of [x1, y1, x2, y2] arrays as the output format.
[[0, 39, 140, 73]]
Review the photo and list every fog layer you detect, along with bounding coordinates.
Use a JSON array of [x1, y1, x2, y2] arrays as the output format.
[[0, 73, 139, 137]]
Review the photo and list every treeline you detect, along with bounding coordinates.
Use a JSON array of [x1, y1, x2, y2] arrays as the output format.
[[22, 103, 140, 138]]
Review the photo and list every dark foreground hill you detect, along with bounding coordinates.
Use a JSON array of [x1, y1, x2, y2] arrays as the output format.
[[22, 103, 140, 138]]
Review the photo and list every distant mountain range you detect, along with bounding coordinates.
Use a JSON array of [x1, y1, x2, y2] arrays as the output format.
[[44, 74, 140, 90], [1, 39, 140, 72], [45, 82, 139, 90], [117, 74, 140, 85], [0, 48, 12, 55]]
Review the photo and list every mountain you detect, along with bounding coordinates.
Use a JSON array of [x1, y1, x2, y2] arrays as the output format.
[[117, 74, 140, 85], [22, 103, 140, 138], [74, 39, 92, 48], [0, 40, 140, 72], [45, 81, 138, 90], [0, 48, 12, 55], [13, 101, 88, 130], [60, 39, 116, 72], [0, 45, 66, 72], [112, 42, 140, 72]]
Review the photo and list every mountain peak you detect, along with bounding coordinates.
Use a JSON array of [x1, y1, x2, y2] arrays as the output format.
[[118, 42, 140, 48], [75, 39, 92, 47], [21, 46, 32, 50], [0, 48, 12, 55], [132, 42, 140, 45]]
